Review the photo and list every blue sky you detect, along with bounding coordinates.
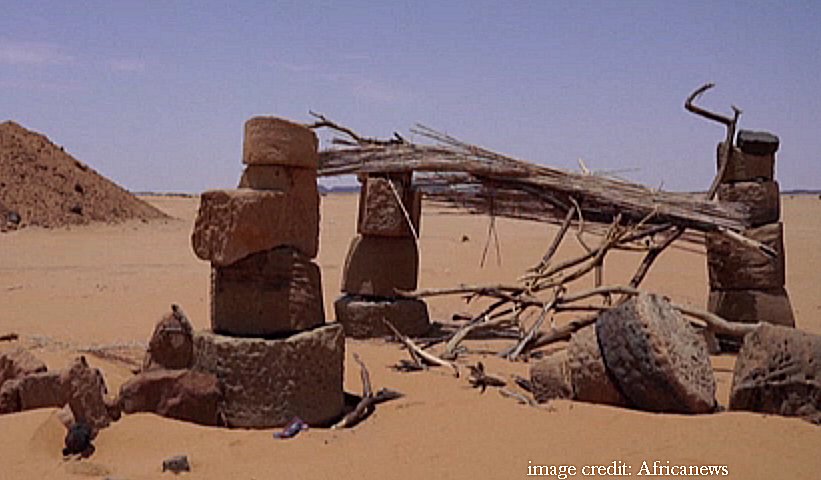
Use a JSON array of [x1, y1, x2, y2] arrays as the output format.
[[2, 1, 819, 192]]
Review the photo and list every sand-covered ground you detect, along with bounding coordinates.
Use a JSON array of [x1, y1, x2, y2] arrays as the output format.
[[1, 194, 819, 479]]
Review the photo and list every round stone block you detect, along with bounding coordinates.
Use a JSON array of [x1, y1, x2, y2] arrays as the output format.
[[333, 295, 430, 338]]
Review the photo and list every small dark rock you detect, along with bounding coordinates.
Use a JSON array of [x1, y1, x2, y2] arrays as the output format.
[[69, 205, 83, 215], [162, 455, 191, 473], [63, 422, 95, 457]]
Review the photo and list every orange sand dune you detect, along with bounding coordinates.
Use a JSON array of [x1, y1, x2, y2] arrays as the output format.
[[1, 194, 819, 479]]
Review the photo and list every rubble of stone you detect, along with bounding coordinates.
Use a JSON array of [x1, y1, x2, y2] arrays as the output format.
[[707, 130, 795, 351], [335, 172, 431, 338], [730, 324, 821, 425], [142, 305, 194, 371], [119, 369, 222, 426], [530, 294, 716, 414]]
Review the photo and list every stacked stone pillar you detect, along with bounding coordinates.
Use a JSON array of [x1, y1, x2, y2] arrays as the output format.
[[190, 117, 344, 428], [706, 130, 795, 350], [334, 173, 432, 338]]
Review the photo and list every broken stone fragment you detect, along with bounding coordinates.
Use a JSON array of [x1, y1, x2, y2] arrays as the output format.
[[191, 188, 319, 265], [341, 235, 419, 297], [192, 325, 344, 428], [143, 307, 194, 371], [595, 293, 716, 414], [730, 324, 821, 424], [243, 116, 319, 168], [211, 247, 324, 337], [530, 350, 572, 404], [0, 347, 47, 386], [59, 356, 112, 431], [334, 295, 430, 338], [119, 369, 222, 426], [238, 165, 317, 191], [567, 325, 628, 407]]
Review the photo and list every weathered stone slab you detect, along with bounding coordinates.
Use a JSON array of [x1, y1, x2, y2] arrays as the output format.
[[530, 350, 572, 404], [719, 144, 774, 182], [717, 180, 780, 227], [0, 348, 47, 386], [341, 235, 418, 297], [119, 369, 223, 426], [737, 130, 779, 155], [567, 325, 628, 407], [243, 116, 319, 168], [357, 177, 421, 238], [708, 287, 795, 327], [143, 308, 194, 371], [192, 325, 344, 428], [238, 165, 317, 192], [17, 371, 66, 410], [706, 222, 785, 290], [211, 247, 324, 337], [333, 295, 430, 338], [60, 356, 111, 431], [730, 324, 821, 424], [596, 293, 716, 414], [192, 188, 319, 265]]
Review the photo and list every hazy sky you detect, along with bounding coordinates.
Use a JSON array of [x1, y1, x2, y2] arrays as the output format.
[[2, 1, 819, 192]]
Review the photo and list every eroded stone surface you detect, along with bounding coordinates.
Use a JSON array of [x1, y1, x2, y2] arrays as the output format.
[[60, 356, 111, 431], [717, 180, 780, 227], [730, 324, 821, 424], [119, 369, 222, 426], [706, 222, 785, 290], [192, 325, 344, 428], [357, 177, 421, 238], [341, 235, 418, 297], [530, 350, 572, 404], [211, 247, 324, 337], [0, 347, 47, 386], [192, 188, 319, 265], [243, 116, 319, 168], [143, 308, 194, 371], [17, 371, 66, 410], [239, 165, 317, 192], [333, 295, 430, 338], [708, 287, 795, 327], [596, 293, 716, 414], [567, 325, 627, 407], [737, 130, 780, 156], [719, 144, 774, 182]]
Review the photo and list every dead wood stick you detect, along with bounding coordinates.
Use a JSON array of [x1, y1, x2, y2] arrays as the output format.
[[444, 314, 517, 359], [0, 333, 19, 342], [626, 226, 685, 289], [383, 319, 460, 377], [674, 305, 760, 338], [499, 388, 537, 407], [333, 353, 403, 429], [718, 227, 777, 258], [532, 205, 576, 273], [468, 362, 507, 392], [503, 299, 556, 360], [308, 112, 404, 146]]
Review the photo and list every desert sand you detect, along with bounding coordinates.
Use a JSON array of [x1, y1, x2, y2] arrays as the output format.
[[1, 193, 819, 479]]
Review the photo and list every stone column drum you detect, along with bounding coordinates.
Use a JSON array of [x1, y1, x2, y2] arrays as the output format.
[[335, 172, 431, 338], [706, 130, 795, 350], [190, 117, 344, 427]]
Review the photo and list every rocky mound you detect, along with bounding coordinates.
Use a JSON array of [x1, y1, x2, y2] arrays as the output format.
[[0, 121, 169, 231]]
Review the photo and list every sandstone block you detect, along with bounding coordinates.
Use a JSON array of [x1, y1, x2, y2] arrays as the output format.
[[333, 295, 430, 338], [730, 324, 821, 424], [719, 144, 775, 182], [341, 235, 418, 297], [239, 165, 317, 192], [708, 287, 795, 327], [567, 325, 628, 407], [0, 348, 47, 386], [211, 247, 324, 337], [60, 356, 111, 431], [192, 325, 345, 428], [530, 350, 572, 404], [706, 222, 785, 290], [737, 130, 779, 155], [243, 116, 318, 168], [0, 379, 20, 413], [119, 369, 223, 426], [143, 307, 194, 371], [192, 188, 319, 265], [596, 293, 716, 414], [717, 180, 780, 227], [17, 371, 66, 410], [357, 176, 421, 237]]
